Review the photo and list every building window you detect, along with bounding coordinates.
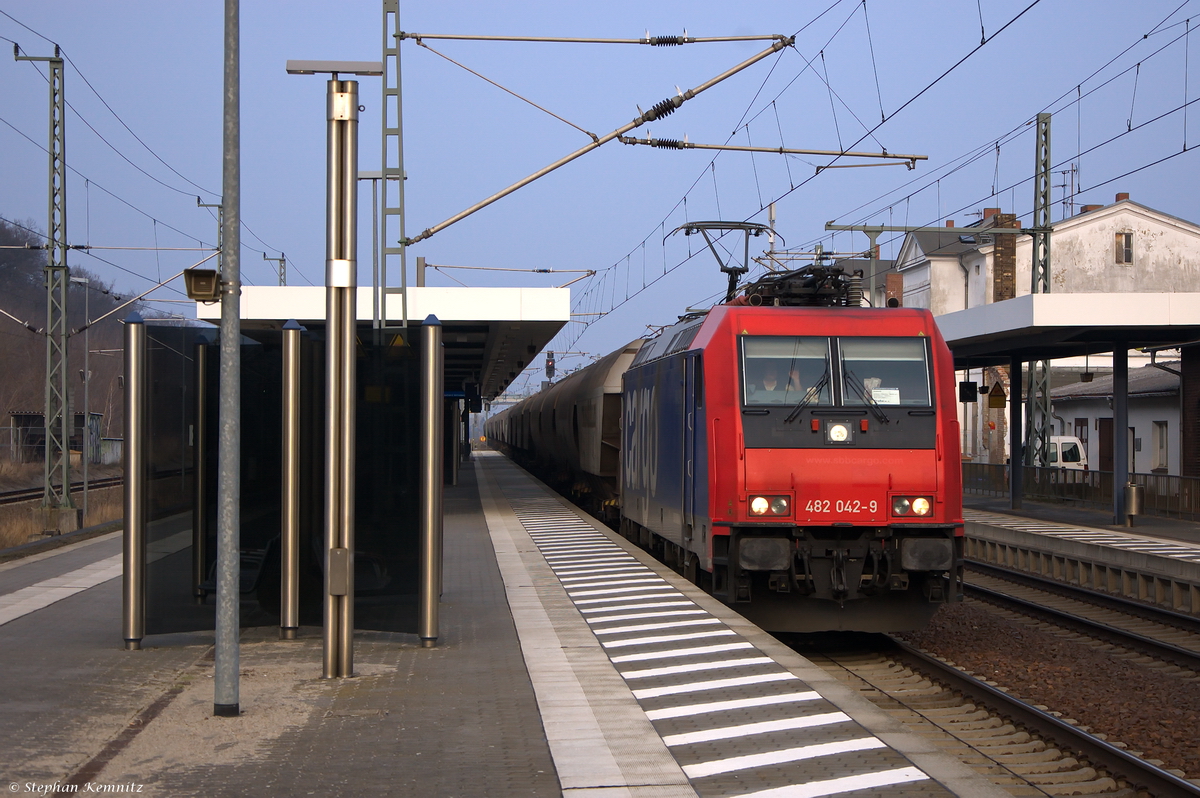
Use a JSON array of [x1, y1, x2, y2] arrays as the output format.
[[1115, 232, 1133, 264], [1074, 417, 1089, 452], [1153, 420, 1169, 471]]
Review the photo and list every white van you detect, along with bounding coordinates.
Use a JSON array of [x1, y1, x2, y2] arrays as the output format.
[[1048, 435, 1088, 470]]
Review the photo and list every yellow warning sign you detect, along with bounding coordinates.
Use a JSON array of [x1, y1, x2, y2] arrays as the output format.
[[987, 382, 1007, 409]]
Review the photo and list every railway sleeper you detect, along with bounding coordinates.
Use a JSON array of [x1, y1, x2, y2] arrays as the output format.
[[1004, 757, 1083, 775], [944, 717, 1006, 731], [970, 739, 1047, 756], [924, 708, 991, 721]]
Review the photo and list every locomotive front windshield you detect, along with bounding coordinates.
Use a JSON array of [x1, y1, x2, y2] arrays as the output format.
[[742, 337, 833, 406], [840, 337, 931, 407], [741, 336, 931, 408]]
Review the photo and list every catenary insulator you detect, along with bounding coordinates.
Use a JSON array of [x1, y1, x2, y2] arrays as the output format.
[[651, 138, 686, 149], [650, 36, 684, 46], [846, 275, 863, 307], [647, 97, 680, 120]]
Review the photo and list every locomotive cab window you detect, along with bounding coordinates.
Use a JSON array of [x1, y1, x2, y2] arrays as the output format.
[[839, 338, 931, 407], [741, 337, 832, 406]]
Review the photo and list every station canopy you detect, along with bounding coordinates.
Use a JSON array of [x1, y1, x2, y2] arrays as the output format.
[[195, 286, 570, 400], [934, 293, 1200, 368]]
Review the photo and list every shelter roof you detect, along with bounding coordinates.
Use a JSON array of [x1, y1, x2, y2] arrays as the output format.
[[936, 293, 1200, 369], [1051, 362, 1179, 400], [195, 286, 570, 400]]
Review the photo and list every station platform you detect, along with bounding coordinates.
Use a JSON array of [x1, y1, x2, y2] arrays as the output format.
[[962, 494, 1200, 615], [963, 493, 1200, 548], [0, 454, 1010, 798]]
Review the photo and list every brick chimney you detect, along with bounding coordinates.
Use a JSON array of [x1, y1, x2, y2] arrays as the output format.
[[1115, 192, 1130, 202], [983, 208, 1000, 220], [1080, 204, 1103, 213], [945, 220, 955, 228], [992, 213, 1018, 302]]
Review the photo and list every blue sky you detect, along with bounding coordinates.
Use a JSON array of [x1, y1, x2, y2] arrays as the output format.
[[2, 1, 1198, 391]]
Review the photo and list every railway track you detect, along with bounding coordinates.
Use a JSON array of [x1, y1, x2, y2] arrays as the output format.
[[808, 636, 1200, 797], [964, 563, 1200, 673], [0, 476, 123, 506]]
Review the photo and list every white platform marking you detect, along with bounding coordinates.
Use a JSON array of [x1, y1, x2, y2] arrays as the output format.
[[644, 691, 821, 721], [738, 766, 928, 797], [683, 737, 885, 778], [662, 712, 851, 746]]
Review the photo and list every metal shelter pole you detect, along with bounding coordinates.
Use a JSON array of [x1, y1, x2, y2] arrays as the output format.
[[450, 399, 460, 486], [214, 0, 242, 718], [1113, 346, 1130, 523], [281, 320, 303, 639], [1009, 357, 1023, 511], [420, 315, 443, 647], [122, 313, 146, 650], [192, 341, 208, 601], [323, 78, 359, 679]]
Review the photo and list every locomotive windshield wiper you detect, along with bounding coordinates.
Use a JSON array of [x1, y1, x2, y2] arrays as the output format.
[[844, 368, 891, 423], [784, 363, 831, 423]]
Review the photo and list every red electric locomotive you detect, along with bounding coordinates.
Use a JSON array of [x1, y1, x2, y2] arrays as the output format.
[[621, 265, 962, 632], [488, 263, 963, 633]]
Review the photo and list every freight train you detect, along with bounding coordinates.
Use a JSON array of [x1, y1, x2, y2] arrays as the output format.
[[486, 264, 963, 632]]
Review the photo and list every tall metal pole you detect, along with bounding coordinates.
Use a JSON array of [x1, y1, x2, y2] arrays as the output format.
[[15, 46, 73, 528], [323, 78, 359, 679], [380, 0, 409, 331], [419, 315, 443, 647], [1113, 345, 1130, 523], [122, 313, 146, 650], [1009, 357, 1023, 511], [214, 0, 242, 718], [1025, 113, 1052, 468], [281, 320, 302, 639]]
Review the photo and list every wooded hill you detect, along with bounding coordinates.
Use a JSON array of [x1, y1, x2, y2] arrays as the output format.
[[1, 218, 149, 440]]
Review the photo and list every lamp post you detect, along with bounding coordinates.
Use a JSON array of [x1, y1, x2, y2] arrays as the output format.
[[70, 275, 89, 524], [286, 59, 382, 679]]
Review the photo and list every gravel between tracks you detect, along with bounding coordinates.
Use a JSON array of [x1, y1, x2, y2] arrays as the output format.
[[899, 601, 1200, 777]]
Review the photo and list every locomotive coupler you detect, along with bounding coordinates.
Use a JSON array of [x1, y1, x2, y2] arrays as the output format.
[[793, 551, 815, 595], [830, 549, 849, 600], [861, 546, 892, 595]]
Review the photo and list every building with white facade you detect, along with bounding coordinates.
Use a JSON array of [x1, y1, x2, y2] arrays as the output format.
[[891, 194, 1200, 473]]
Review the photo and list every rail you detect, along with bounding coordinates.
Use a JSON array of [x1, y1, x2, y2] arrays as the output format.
[[963, 462, 1200, 521], [0, 476, 124, 507], [890, 638, 1200, 798]]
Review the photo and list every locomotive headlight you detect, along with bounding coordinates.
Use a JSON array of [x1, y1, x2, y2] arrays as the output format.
[[827, 423, 850, 443], [892, 496, 934, 517], [749, 495, 791, 517]]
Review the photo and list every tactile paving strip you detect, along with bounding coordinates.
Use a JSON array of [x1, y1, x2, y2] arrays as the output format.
[[506, 493, 947, 797]]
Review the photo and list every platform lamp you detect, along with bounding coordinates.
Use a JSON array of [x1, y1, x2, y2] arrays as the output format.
[[286, 59, 383, 679]]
